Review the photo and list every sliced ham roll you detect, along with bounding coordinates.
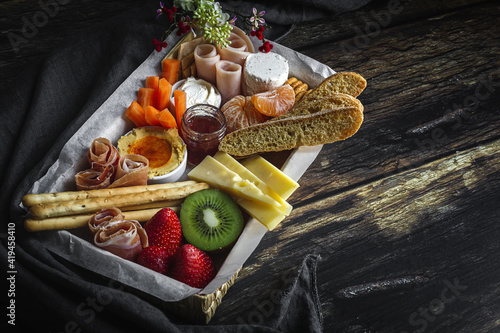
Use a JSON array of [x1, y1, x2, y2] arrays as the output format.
[[109, 154, 149, 188], [88, 207, 124, 234], [94, 220, 148, 261], [75, 164, 115, 191], [87, 137, 120, 169], [230, 26, 255, 53], [216, 60, 242, 104], [216, 32, 251, 66], [194, 44, 220, 85]]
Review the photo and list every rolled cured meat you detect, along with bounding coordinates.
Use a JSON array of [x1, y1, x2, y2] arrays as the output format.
[[215, 60, 242, 104], [108, 154, 149, 188], [230, 26, 255, 53], [88, 207, 123, 234], [216, 32, 250, 66], [75, 164, 115, 191], [94, 219, 148, 261], [194, 44, 220, 85], [87, 137, 120, 169]]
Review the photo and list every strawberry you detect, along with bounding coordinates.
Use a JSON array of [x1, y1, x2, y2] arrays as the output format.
[[144, 208, 182, 257], [168, 244, 216, 288], [136, 246, 170, 274]]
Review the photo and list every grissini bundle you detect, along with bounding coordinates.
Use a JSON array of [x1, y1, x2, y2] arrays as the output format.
[[28, 182, 210, 219], [22, 180, 200, 207], [24, 207, 180, 232]]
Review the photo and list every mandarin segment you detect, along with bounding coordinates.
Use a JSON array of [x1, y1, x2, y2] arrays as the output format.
[[222, 95, 269, 134], [251, 84, 295, 117]]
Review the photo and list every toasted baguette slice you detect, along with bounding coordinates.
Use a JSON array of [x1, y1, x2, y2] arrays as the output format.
[[275, 93, 363, 120], [219, 106, 363, 156], [295, 72, 366, 107]]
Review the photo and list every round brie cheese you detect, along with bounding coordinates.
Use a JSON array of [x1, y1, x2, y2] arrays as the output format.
[[243, 52, 289, 96]]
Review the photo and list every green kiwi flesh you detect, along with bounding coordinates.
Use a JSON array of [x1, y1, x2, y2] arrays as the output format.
[[180, 189, 243, 252]]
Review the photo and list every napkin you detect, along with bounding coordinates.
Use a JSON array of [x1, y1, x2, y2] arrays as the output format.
[[1, 1, 371, 332]]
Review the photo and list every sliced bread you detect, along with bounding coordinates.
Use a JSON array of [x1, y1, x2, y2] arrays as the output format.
[[274, 93, 363, 120], [300, 72, 367, 101], [218, 106, 364, 156]]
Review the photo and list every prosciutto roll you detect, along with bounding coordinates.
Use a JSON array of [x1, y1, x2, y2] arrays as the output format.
[[88, 207, 124, 234], [109, 154, 149, 188], [94, 220, 148, 261], [75, 164, 115, 191], [215, 60, 242, 104], [194, 44, 220, 85], [216, 32, 251, 66], [87, 137, 120, 169]]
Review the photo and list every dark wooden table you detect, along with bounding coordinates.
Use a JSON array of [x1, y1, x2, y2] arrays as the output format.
[[2, 0, 499, 332]]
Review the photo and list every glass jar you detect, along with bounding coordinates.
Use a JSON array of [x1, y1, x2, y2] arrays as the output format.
[[180, 104, 226, 165]]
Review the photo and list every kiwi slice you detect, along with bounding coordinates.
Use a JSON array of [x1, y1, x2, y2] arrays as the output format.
[[180, 189, 244, 252]]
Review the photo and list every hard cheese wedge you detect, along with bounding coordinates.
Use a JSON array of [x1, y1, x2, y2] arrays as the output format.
[[241, 155, 300, 200], [236, 198, 287, 231], [188, 156, 281, 208], [213, 152, 292, 216]]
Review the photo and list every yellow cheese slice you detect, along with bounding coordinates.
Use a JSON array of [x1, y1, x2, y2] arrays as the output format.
[[236, 198, 286, 231], [241, 155, 299, 200], [213, 152, 292, 215], [188, 156, 281, 207]]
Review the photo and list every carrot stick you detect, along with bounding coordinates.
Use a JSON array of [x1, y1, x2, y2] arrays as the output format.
[[144, 106, 161, 126], [125, 100, 148, 127], [158, 109, 178, 129], [161, 58, 180, 84], [174, 90, 187, 128], [145, 76, 159, 89], [137, 88, 158, 109], [157, 78, 172, 111]]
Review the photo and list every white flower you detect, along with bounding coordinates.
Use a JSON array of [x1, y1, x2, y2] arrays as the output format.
[[214, 2, 230, 23]]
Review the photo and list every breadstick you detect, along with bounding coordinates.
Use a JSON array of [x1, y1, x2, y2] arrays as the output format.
[[22, 180, 199, 207], [29, 182, 210, 219], [120, 199, 183, 211], [24, 207, 180, 232]]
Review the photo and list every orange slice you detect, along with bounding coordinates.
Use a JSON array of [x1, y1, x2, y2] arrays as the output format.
[[222, 95, 269, 134], [251, 84, 295, 117]]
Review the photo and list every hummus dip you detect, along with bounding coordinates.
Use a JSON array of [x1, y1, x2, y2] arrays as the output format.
[[117, 127, 186, 178]]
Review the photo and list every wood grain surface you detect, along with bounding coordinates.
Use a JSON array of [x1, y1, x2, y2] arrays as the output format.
[[2, 0, 499, 332], [214, 1, 500, 332]]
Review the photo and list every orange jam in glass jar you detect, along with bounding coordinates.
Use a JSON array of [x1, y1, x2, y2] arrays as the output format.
[[180, 104, 226, 165]]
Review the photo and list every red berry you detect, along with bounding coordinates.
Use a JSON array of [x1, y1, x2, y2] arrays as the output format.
[[168, 244, 216, 288], [137, 246, 170, 274], [144, 208, 182, 256]]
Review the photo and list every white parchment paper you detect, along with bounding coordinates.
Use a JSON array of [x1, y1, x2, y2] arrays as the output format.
[[25, 32, 335, 301]]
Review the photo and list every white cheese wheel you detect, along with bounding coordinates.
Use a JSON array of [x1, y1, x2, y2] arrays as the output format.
[[242, 52, 289, 96]]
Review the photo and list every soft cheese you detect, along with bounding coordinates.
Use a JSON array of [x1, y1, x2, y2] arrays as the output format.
[[242, 52, 289, 96]]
